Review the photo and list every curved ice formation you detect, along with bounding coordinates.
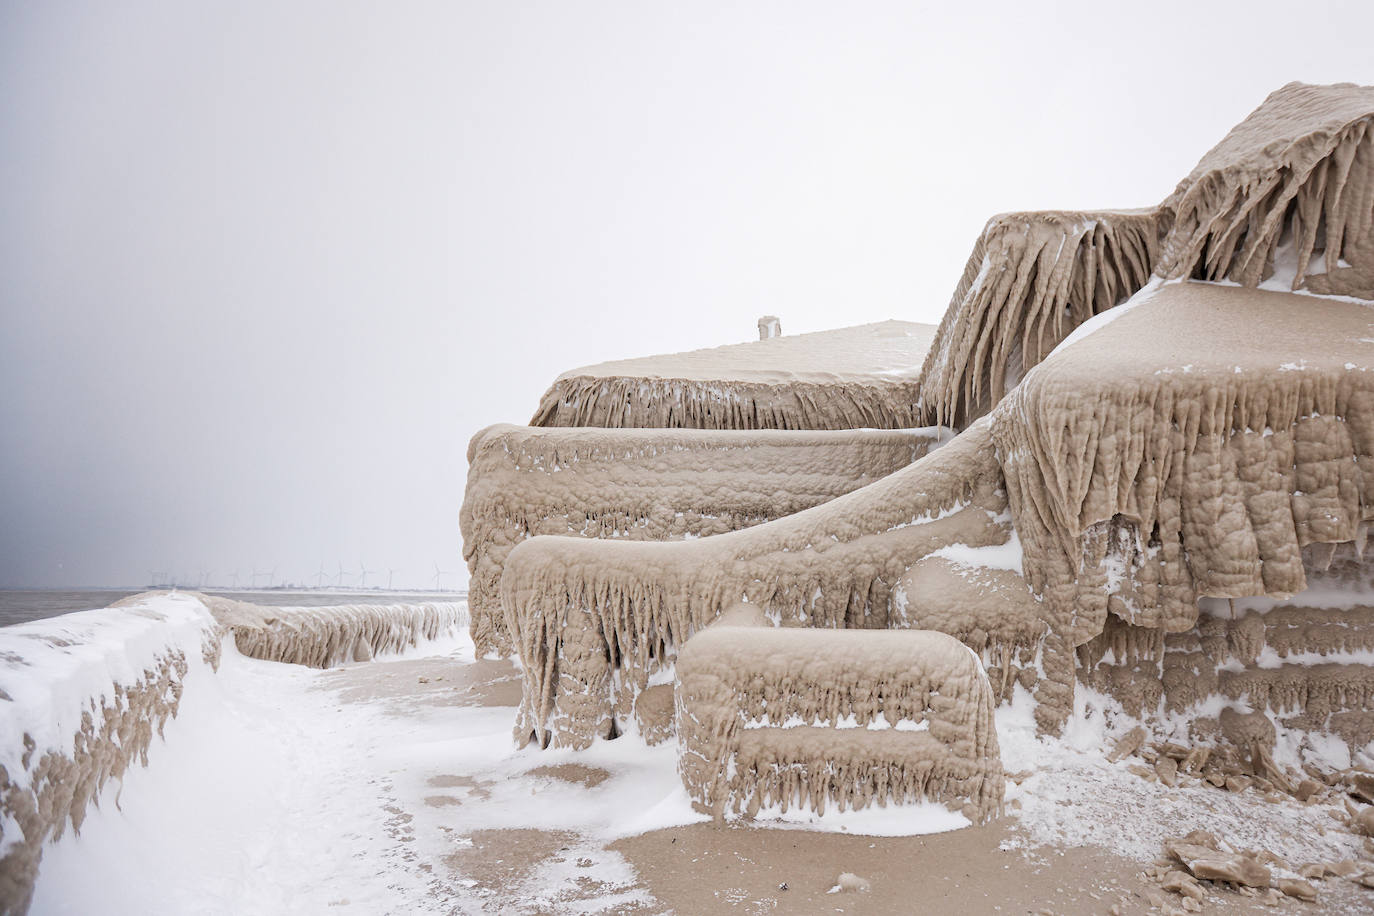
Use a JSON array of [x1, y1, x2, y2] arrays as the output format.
[[462, 423, 948, 655], [915, 208, 1166, 429], [1159, 82, 1374, 297]]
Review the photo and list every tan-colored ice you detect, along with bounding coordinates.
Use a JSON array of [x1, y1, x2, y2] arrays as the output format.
[[462, 423, 947, 655], [211, 598, 467, 668], [494, 82, 1374, 756], [992, 281, 1374, 731], [1159, 82, 1374, 297], [530, 320, 936, 430], [675, 627, 1003, 823], [915, 208, 1165, 429], [503, 422, 1021, 749]]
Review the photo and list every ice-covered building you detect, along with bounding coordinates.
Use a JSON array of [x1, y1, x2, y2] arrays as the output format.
[[464, 82, 1374, 822]]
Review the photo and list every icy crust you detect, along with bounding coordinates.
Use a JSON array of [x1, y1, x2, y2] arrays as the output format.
[[0, 593, 221, 914], [674, 627, 1003, 824], [462, 423, 948, 656], [916, 208, 1166, 429], [1159, 82, 1374, 299], [214, 598, 467, 669], [530, 320, 936, 430], [502, 421, 1033, 749], [991, 281, 1374, 732]]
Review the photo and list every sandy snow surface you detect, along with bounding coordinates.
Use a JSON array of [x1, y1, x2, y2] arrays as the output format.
[[24, 599, 1373, 914]]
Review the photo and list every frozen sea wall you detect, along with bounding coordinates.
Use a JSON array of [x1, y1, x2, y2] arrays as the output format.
[[211, 598, 467, 669], [530, 320, 937, 430], [0, 593, 221, 915], [462, 423, 949, 655]]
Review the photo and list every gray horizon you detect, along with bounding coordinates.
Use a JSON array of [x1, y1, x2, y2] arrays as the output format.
[[4, 0, 1373, 590]]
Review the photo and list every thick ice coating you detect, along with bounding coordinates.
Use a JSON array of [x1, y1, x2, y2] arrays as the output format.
[[502, 422, 1025, 749], [915, 208, 1165, 429], [210, 598, 467, 668], [991, 281, 1374, 730], [674, 627, 1003, 824], [480, 84, 1374, 806], [530, 320, 936, 430], [1159, 82, 1374, 297], [462, 423, 948, 655]]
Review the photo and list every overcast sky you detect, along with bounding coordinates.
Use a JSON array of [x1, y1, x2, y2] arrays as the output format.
[[3, 1, 1373, 590]]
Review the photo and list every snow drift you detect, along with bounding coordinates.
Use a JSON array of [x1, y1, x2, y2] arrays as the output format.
[[0, 593, 220, 915]]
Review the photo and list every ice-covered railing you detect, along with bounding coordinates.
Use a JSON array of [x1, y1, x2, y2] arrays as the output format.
[[675, 626, 1003, 824], [462, 423, 948, 656], [0, 593, 220, 915], [502, 422, 1044, 749], [212, 598, 467, 669]]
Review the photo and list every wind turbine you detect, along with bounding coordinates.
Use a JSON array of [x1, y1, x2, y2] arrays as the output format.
[[250, 566, 261, 588], [268, 566, 278, 589], [335, 560, 347, 588], [229, 569, 241, 589], [387, 567, 398, 590], [314, 562, 328, 589], [433, 562, 452, 591], [358, 559, 374, 589]]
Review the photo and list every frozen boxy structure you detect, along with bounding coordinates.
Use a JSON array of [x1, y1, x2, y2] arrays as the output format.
[[464, 82, 1374, 821], [676, 627, 1003, 824]]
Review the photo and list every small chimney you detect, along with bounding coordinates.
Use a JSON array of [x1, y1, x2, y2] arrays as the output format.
[[757, 315, 781, 340]]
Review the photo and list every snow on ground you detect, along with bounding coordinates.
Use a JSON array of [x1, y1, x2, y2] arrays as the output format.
[[25, 601, 1372, 914], [997, 682, 1367, 868]]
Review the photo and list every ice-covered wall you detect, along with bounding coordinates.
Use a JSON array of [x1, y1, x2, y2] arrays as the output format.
[[0, 593, 221, 915], [212, 598, 467, 669], [675, 627, 1004, 824], [462, 423, 948, 655]]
